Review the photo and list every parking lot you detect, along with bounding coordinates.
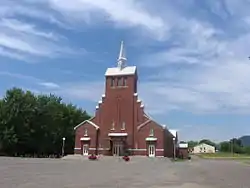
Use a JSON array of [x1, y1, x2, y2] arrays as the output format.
[[0, 156, 250, 188]]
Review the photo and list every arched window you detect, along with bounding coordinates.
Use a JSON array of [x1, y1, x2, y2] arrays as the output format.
[[123, 77, 127, 86], [111, 77, 115, 87], [117, 77, 122, 86], [149, 128, 154, 136], [84, 128, 88, 136], [111, 121, 115, 130], [121, 121, 126, 130]]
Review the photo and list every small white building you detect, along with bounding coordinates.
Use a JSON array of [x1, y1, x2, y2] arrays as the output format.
[[191, 143, 215, 154]]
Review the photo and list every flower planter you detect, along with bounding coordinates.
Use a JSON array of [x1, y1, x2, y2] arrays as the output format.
[[122, 156, 130, 161], [88, 154, 97, 160]]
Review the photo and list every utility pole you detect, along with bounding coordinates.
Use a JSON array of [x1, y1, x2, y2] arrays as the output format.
[[173, 137, 176, 160], [231, 139, 234, 155]]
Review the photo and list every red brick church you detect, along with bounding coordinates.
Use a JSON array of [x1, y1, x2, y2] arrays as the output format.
[[74, 42, 178, 157]]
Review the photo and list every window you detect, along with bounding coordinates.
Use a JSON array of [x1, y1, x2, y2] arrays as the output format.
[[84, 128, 88, 136], [117, 77, 122, 86], [123, 77, 127, 86], [121, 121, 126, 130], [149, 128, 154, 136], [111, 121, 115, 130], [111, 77, 115, 87]]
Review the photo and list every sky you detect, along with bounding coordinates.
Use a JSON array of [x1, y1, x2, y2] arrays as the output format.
[[0, 0, 250, 142]]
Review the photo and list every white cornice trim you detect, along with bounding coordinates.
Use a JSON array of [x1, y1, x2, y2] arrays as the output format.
[[137, 119, 151, 130], [80, 137, 91, 141], [145, 137, 157, 141], [108, 133, 128, 137], [74, 118, 99, 130]]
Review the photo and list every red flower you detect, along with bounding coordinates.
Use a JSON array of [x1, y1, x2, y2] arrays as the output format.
[[88, 154, 97, 160], [122, 155, 130, 161]]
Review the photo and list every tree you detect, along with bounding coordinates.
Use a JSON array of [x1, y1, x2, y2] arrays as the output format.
[[0, 87, 90, 157], [187, 141, 198, 148], [199, 139, 216, 147], [220, 141, 230, 152], [219, 138, 249, 154]]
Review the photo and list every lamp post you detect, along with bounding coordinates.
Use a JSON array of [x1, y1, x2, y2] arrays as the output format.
[[62, 137, 66, 157], [173, 137, 176, 160]]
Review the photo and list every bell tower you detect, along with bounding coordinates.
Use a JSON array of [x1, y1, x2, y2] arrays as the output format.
[[105, 41, 137, 97]]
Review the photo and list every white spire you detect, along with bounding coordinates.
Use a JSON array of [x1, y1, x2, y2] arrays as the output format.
[[117, 41, 127, 70]]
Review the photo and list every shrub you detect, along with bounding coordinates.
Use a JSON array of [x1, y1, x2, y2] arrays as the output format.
[[122, 155, 130, 161], [88, 154, 97, 160]]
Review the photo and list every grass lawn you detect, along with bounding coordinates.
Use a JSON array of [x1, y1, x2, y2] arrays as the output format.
[[196, 152, 250, 160]]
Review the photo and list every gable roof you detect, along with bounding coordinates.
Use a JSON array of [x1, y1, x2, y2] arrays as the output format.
[[169, 129, 178, 138], [194, 143, 215, 148], [74, 117, 99, 130], [137, 113, 166, 131]]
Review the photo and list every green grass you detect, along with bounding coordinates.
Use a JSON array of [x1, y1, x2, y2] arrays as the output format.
[[241, 160, 250, 165], [197, 152, 250, 160]]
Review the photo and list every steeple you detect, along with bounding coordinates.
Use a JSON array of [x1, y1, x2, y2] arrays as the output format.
[[117, 41, 127, 70]]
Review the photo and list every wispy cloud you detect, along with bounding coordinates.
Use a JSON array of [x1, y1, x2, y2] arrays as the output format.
[[0, 71, 40, 81], [0, 1, 81, 61], [130, 1, 250, 115], [2, 0, 250, 117], [0, 18, 63, 41], [39, 82, 60, 89], [13, 0, 169, 40], [0, 71, 60, 91], [54, 81, 104, 102]]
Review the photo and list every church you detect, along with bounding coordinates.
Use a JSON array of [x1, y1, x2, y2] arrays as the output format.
[[74, 42, 178, 157]]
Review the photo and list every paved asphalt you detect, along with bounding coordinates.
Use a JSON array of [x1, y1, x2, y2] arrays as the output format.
[[0, 156, 250, 188]]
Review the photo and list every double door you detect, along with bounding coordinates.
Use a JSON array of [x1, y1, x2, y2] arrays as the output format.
[[148, 144, 155, 157], [112, 142, 123, 156], [83, 144, 89, 156]]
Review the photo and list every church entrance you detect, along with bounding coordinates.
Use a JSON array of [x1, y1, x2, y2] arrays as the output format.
[[108, 133, 128, 156], [83, 144, 89, 156], [112, 141, 123, 156], [148, 144, 155, 157]]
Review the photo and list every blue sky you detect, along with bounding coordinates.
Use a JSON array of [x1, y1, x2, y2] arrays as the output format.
[[0, 0, 250, 142]]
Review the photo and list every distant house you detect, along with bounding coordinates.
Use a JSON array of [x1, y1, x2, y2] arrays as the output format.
[[190, 143, 215, 154]]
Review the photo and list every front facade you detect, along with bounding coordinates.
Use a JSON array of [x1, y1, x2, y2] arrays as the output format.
[[74, 42, 176, 157], [191, 143, 215, 154]]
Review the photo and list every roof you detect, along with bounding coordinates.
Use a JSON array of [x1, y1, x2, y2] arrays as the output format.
[[105, 66, 136, 76], [74, 119, 99, 130], [194, 143, 215, 148], [179, 143, 188, 148], [169, 129, 177, 138]]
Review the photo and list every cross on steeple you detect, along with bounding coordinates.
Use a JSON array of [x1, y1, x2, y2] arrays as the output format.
[[117, 41, 127, 70]]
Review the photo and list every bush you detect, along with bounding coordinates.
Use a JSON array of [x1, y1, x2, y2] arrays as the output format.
[[122, 155, 130, 161], [88, 154, 97, 160]]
